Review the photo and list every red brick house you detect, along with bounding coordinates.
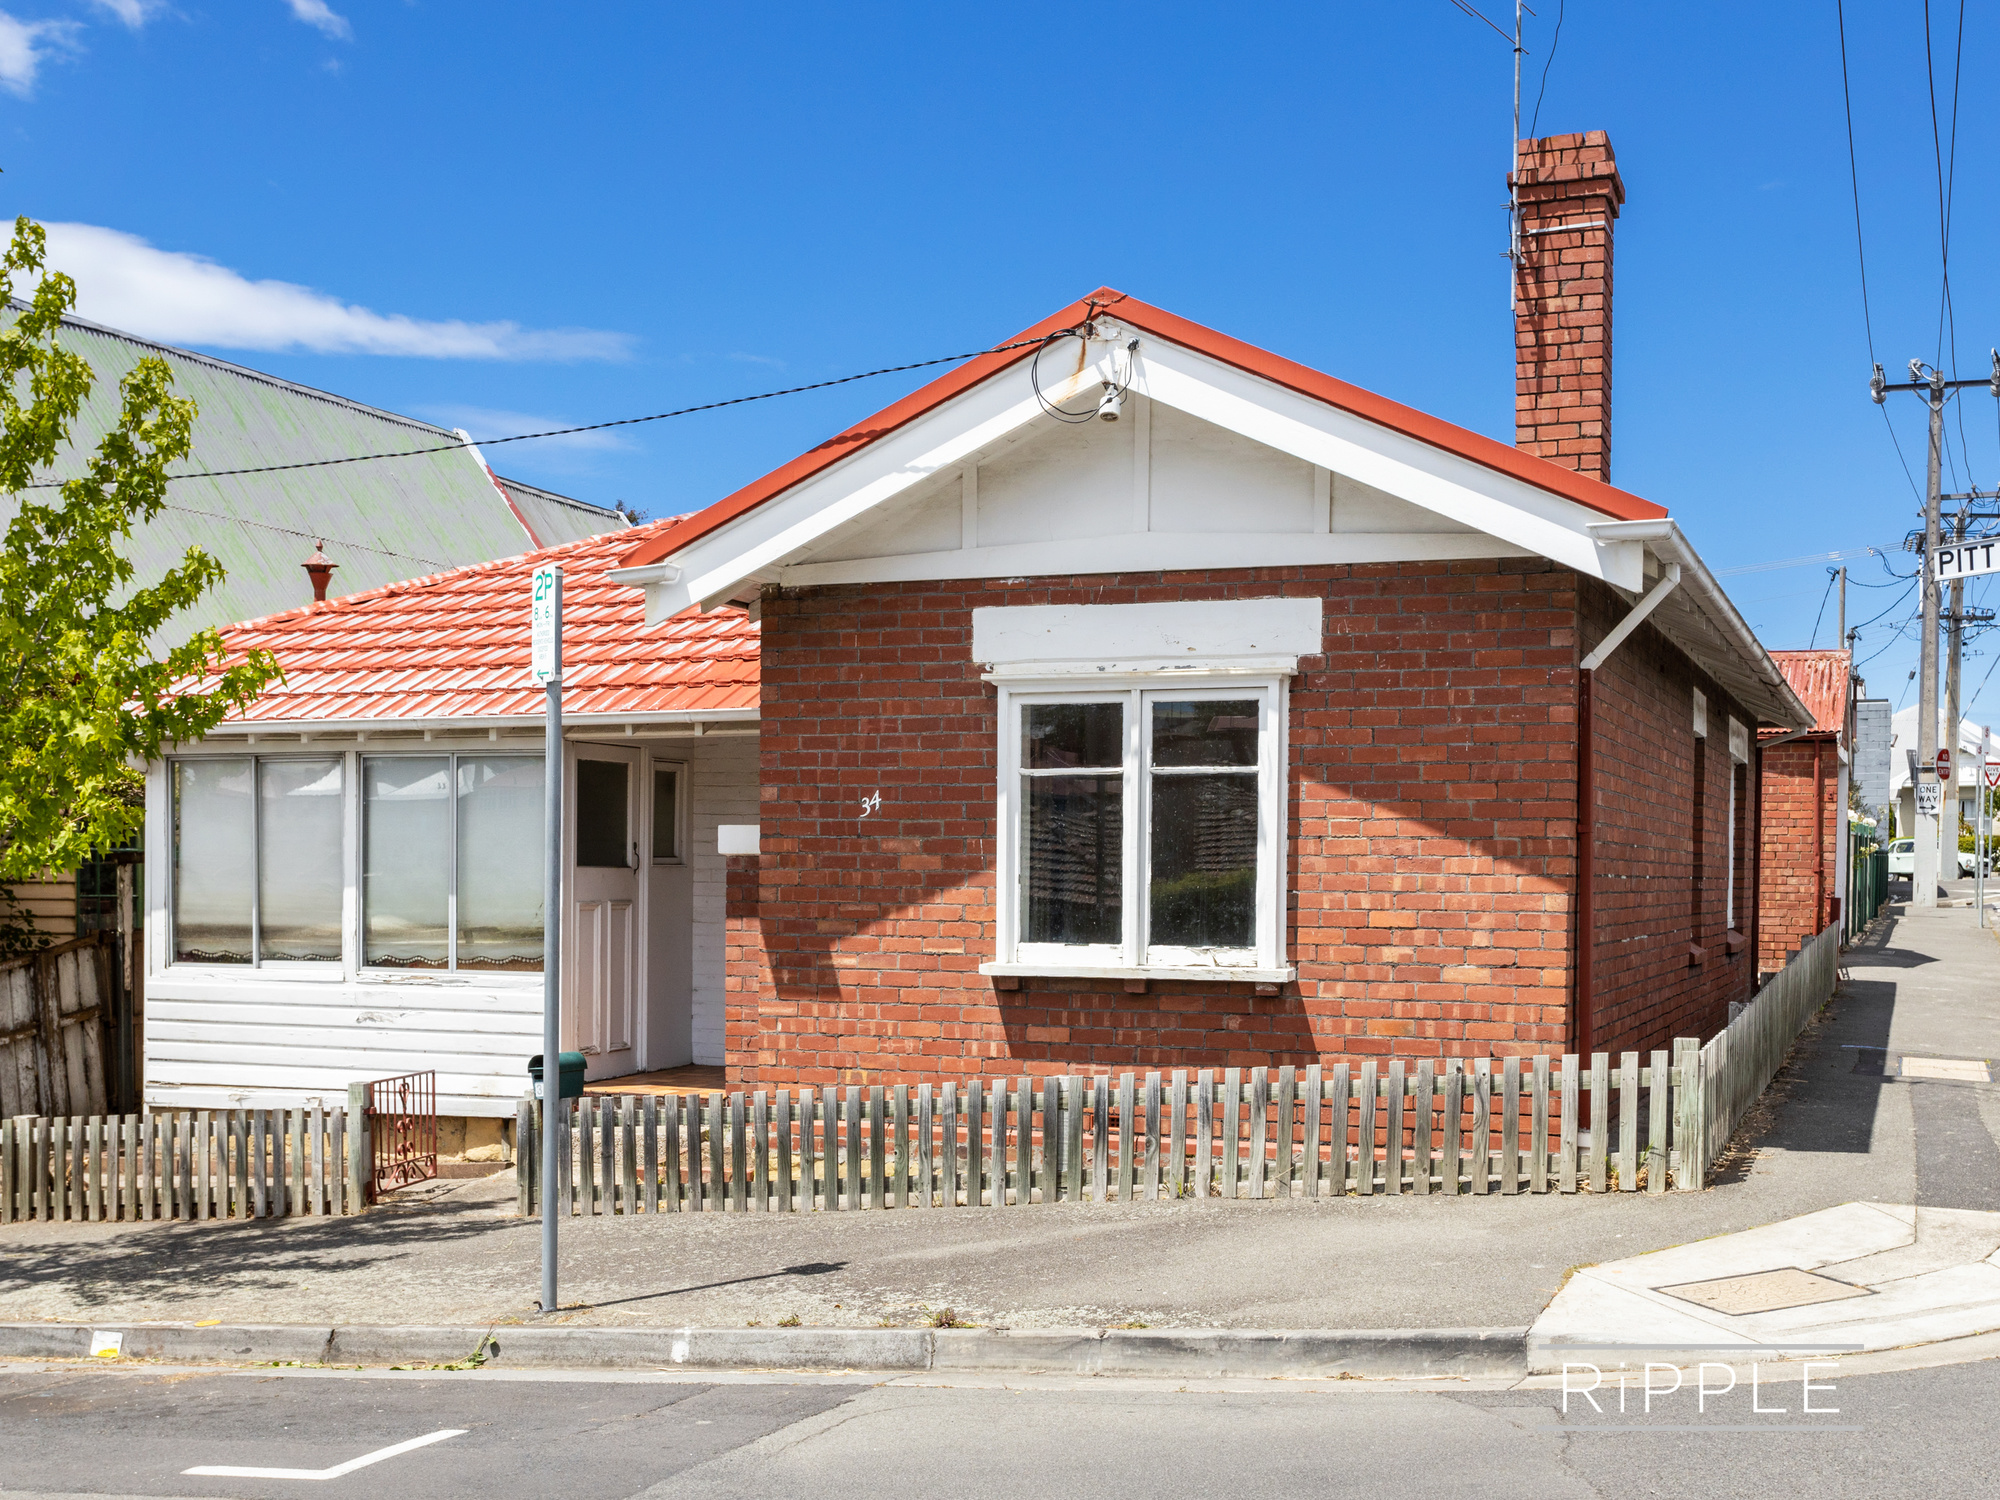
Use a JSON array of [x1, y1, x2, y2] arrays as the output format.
[[1757, 649, 1855, 975], [613, 134, 1815, 1088]]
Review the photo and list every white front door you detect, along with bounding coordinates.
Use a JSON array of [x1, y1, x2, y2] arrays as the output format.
[[572, 745, 640, 1077]]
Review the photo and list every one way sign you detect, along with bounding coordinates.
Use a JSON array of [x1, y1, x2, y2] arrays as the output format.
[[1933, 539, 2000, 580]]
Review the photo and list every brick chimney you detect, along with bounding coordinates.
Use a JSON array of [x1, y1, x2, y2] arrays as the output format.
[[1512, 131, 1624, 483]]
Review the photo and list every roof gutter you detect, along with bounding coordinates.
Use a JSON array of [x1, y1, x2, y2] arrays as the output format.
[[1587, 518, 1815, 730]]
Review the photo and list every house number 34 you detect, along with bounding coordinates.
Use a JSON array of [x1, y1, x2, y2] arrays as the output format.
[[859, 791, 882, 819]]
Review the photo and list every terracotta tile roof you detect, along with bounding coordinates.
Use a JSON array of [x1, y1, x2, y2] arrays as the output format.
[[209, 518, 758, 725], [1766, 650, 1851, 736], [619, 286, 1668, 571]]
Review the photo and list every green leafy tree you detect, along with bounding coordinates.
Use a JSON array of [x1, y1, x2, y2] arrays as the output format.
[[1, 216, 278, 906]]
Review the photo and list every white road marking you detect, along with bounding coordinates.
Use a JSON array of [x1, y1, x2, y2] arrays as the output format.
[[184, 1427, 467, 1480]]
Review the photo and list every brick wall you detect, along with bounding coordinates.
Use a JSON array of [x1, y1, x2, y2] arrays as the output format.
[[1757, 736, 1837, 973], [734, 560, 1599, 1090], [1577, 579, 1757, 1057]]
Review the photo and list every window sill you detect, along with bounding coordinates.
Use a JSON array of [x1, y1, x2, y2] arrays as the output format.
[[162, 963, 345, 982], [979, 962, 1297, 984]]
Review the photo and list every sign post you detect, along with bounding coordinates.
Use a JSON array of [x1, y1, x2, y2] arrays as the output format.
[[530, 564, 563, 1315], [1984, 731, 1997, 927]]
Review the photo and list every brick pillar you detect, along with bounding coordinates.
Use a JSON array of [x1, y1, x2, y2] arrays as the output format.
[[1513, 131, 1624, 483]]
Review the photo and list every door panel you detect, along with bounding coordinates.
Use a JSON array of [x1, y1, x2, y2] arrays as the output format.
[[572, 746, 640, 1076]]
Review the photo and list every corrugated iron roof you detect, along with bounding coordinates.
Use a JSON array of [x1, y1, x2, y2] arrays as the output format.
[[495, 475, 640, 549], [2, 310, 629, 633], [209, 518, 758, 725], [1766, 650, 1851, 735]]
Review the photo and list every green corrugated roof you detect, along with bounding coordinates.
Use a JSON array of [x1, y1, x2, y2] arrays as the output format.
[[2, 310, 628, 634]]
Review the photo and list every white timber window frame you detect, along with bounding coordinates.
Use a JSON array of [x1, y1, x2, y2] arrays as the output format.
[[982, 674, 1293, 983], [166, 752, 346, 974]]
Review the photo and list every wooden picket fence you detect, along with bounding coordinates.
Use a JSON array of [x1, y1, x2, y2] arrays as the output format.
[[0, 1108, 356, 1223], [1687, 918, 1842, 1189], [518, 1047, 1715, 1215]]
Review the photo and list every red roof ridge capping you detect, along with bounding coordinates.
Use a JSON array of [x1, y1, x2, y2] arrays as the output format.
[[1764, 648, 1853, 736], [221, 517, 690, 639], [618, 286, 1667, 570]]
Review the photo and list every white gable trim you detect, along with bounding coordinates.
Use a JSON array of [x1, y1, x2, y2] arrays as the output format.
[[622, 331, 1643, 621], [781, 529, 1529, 589]]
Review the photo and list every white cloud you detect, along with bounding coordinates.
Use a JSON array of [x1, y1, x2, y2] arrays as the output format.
[[284, 0, 349, 40], [0, 12, 79, 95], [42, 223, 634, 362], [88, 0, 167, 27], [416, 405, 634, 455]]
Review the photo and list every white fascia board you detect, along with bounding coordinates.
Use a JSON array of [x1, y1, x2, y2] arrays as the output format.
[[1133, 340, 1643, 589], [640, 356, 1097, 620], [781, 530, 1527, 588], [1588, 518, 1815, 730], [171, 707, 759, 746]]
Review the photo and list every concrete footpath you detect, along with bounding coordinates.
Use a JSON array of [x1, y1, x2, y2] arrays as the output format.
[[1, 888, 1993, 1377]]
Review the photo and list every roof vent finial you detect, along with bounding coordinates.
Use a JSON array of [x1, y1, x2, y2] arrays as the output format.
[[304, 540, 337, 605]]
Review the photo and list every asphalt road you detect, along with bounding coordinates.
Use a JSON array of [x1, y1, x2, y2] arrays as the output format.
[[1, 1360, 1994, 1500]]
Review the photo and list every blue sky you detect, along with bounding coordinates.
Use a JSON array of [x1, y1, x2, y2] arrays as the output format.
[[3, 2, 1996, 720]]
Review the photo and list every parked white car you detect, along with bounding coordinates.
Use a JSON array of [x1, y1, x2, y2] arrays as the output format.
[[1884, 839, 1986, 877]]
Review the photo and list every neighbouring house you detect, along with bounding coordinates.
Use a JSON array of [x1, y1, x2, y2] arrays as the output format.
[[610, 132, 1816, 1090], [1887, 707, 1992, 858], [139, 524, 758, 1135], [1756, 650, 1856, 975], [2, 309, 630, 946], [143, 131, 1822, 1126]]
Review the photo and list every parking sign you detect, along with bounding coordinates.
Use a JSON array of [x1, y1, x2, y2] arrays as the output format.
[[530, 564, 562, 685]]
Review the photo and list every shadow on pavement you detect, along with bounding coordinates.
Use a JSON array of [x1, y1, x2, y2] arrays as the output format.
[[0, 1193, 514, 1312]]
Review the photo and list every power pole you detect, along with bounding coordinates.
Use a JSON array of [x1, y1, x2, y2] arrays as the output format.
[[1872, 355, 2000, 906]]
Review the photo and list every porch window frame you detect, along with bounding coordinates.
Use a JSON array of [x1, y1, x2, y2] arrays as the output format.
[[650, 760, 688, 865], [166, 751, 346, 974], [984, 673, 1293, 983], [360, 750, 547, 976]]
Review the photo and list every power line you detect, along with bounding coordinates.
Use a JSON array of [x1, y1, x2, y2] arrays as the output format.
[[158, 504, 445, 568], [1836, 0, 1923, 501], [17, 332, 1057, 490], [1809, 568, 1839, 646], [1527, 0, 1565, 140]]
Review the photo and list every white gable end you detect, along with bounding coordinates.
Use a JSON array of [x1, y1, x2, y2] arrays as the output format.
[[624, 324, 1644, 620], [794, 393, 1492, 580]]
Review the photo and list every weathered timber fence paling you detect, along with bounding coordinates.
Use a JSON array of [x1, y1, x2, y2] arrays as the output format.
[[1692, 919, 1842, 1189], [0, 1108, 354, 1223], [515, 922, 1848, 1218], [517, 1052, 1692, 1215], [0, 933, 118, 1120]]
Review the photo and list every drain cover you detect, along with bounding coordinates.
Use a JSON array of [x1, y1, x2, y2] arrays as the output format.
[[1898, 1056, 1993, 1082], [1656, 1267, 1873, 1315]]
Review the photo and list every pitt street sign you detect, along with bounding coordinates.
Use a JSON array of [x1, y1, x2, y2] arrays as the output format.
[[1932, 539, 2000, 581]]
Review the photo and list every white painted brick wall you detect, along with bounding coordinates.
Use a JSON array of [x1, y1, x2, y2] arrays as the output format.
[[685, 734, 759, 1065]]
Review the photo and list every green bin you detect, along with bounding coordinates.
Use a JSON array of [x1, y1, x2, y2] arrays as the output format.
[[528, 1051, 586, 1102]]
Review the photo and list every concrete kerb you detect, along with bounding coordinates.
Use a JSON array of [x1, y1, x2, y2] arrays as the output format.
[[0, 1322, 1529, 1380]]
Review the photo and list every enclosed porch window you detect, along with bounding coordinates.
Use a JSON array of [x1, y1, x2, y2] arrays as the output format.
[[171, 757, 344, 965], [363, 754, 546, 971]]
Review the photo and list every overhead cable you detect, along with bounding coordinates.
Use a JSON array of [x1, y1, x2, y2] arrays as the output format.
[[16, 332, 1059, 490]]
